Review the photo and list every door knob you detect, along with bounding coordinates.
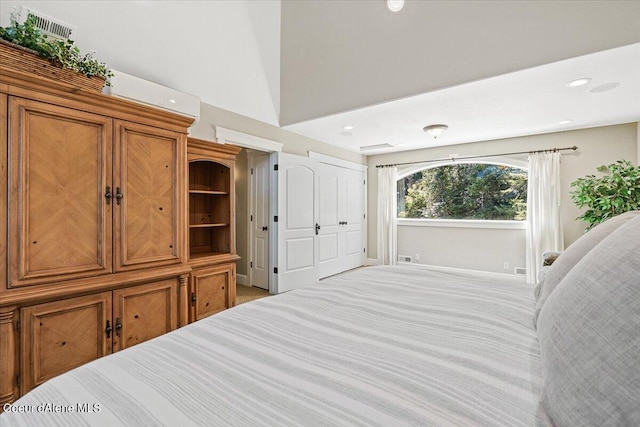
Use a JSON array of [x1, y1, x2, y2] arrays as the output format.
[[262, 226, 268, 231], [315, 223, 321, 235]]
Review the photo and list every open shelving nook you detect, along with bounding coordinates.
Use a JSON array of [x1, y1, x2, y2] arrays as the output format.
[[188, 160, 232, 259]]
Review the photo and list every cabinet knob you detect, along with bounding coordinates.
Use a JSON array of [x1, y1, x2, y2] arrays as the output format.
[[191, 293, 196, 306], [115, 187, 123, 205], [105, 186, 112, 205], [114, 318, 122, 337], [105, 320, 112, 338]]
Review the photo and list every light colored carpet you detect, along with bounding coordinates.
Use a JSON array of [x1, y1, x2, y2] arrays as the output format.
[[236, 285, 271, 305]]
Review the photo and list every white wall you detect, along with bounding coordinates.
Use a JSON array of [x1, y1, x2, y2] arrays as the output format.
[[0, 0, 282, 126], [397, 224, 526, 275], [368, 123, 638, 273]]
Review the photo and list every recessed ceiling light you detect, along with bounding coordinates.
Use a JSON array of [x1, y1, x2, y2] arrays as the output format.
[[342, 125, 354, 130], [387, 0, 404, 12], [590, 82, 620, 93], [169, 99, 176, 104], [557, 119, 573, 125], [566, 78, 591, 87]]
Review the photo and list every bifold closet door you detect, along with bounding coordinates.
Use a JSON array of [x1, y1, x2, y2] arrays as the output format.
[[318, 164, 365, 278]]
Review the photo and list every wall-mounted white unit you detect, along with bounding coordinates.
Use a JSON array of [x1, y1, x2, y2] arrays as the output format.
[[106, 70, 200, 124]]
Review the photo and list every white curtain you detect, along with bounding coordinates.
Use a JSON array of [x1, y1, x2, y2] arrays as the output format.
[[377, 167, 398, 265], [526, 152, 564, 284]]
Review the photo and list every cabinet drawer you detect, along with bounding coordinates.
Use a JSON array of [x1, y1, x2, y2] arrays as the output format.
[[190, 264, 236, 321], [20, 293, 112, 394], [112, 279, 178, 352]]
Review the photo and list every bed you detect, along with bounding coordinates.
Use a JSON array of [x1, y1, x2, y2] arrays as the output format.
[[2, 211, 639, 426]]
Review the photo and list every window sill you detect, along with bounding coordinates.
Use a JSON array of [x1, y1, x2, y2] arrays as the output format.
[[397, 218, 526, 230]]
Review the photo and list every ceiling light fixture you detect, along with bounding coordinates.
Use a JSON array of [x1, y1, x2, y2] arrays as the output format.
[[566, 78, 591, 87], [557, 119, 573, 125], [387, 0, 404, 12], [342, 125, 354, 130], [423, 124, 448, 139]]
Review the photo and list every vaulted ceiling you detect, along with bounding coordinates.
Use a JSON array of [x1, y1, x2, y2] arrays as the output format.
[[2, 1, 639, 154]]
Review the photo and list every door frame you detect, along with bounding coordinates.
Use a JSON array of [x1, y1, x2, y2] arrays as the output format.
[[247, 150, 271, 291], [215, 127, 282, 294]]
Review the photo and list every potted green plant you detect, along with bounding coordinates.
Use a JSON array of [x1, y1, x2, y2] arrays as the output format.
[[570, 159, 640, 230], [0, 11, 112, 90]]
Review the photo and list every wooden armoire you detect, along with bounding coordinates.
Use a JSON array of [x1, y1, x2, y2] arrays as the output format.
[[0, 68, 239, 407]]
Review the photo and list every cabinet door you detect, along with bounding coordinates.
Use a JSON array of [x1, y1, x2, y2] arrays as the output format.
[[114, 120, 184, 271], [190, 264, 236, 322], [112, 279, 178, 352], [20, 293, 112, 394], [8, 97, 113, 287]]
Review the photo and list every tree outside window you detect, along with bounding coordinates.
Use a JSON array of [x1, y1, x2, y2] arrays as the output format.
[[397, 163, 527, 220]]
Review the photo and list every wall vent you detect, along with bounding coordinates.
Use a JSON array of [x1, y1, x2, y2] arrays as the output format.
[[18, 6, 76, 40], [398, 255, 412, 263], [514, 267, 526, 275]]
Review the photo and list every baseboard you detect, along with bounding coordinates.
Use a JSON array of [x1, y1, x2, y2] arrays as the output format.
[[365, 258, 379, 266], [236, 274, 247, 286]]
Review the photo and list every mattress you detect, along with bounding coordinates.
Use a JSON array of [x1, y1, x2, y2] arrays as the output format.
[[1, 265, 542, 426]]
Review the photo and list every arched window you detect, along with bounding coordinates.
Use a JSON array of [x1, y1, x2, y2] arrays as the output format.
[[397, 162, 528, 221]]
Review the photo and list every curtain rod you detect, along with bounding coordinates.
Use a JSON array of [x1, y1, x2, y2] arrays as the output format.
[[375, 145, 578, 168]]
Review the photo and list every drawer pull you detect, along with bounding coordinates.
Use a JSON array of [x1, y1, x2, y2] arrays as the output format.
[[105, 320, 112, 338]]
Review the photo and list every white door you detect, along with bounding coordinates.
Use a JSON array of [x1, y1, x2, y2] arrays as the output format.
[[343, 168, 365, 270], [318, 164, 342, 278], [318, 164, 365, 278], [249, 154, 270, 290], [275, 153, 320, 293]]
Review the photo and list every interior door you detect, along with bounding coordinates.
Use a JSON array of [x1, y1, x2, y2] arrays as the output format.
[[318, 164, 342, 278], [343, 168, 365, 270], [249, 154, 270, 290], [275, 153, 319, 293]]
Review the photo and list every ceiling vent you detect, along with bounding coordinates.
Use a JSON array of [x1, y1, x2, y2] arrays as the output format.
[[18, 6, 76, 40], [359, 143, 394, 152]]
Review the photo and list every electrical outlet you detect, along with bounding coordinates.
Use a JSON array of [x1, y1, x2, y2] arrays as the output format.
[[415, 253, 420, 261], [503, 261, 509, 270]]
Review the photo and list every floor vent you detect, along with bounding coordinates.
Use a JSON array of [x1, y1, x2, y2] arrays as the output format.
[[18, 6, 76, 40], [398, 255, 412, 263], [514, 267, 526, 275]]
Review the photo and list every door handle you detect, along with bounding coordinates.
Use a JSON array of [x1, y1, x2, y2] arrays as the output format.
[[105, 186, 112, 205], [262, 226, 268, 231], [115, 187, 123, 205], [105, 320, 112, 338], [114, 317, 122, 337], [315, 223, 321, 235]]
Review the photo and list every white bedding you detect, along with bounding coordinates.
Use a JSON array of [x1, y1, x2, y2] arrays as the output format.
[[1, 265, 542, 426]]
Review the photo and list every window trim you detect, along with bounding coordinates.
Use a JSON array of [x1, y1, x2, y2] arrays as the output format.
[[396, 156, 528, 222]]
